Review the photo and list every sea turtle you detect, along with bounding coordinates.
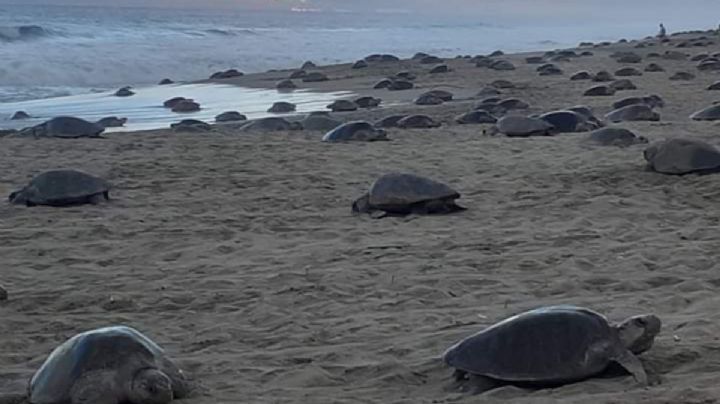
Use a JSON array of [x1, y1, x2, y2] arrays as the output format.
[[96, 117, 127, 128], [352, 173, 465, 216], [395, 71, 416, 80], [490, 80, 514, 89], [455, 110, 497, 124], [489, 50, 504, 57], [171, 100, 200, 113], [644, 63, 665, 72], [354, 96, 381, 108], [584, 85, 615, 96], [28, 326, 189, 404], [490, 60, 515, 71], [669, 71, 695, 80], [268, 102, 296, 113], [644, 138, 720, 174], [697, 60, 720, 71], [114, 87, 134, 97], [388, 79, 414, 91], [289, 70, 306, 79], [615, 67, 643, 76], [239, 117, 301, 132], [276, 79, 297, 90], [419, 55, 443, 64], [537, 64, 563, 76], [415, 94, 444, 106], [592, 71, 614, 82], [430, 64, 449, 74], [327, 100, 358, 112], [397, 115, 440, 129], [170, 119, 212, 132], [525, 56, 545, 64], [373, 79, 393, 89], [163, 97, 188, 109], [210, 69, 243, 79], [443, 306, 661, 394], [612, 95, 665, 110], [302, 72, 329, 83], [474, 103, 506, 115], [488, 116, 554, 137], [301, 61, 317, 70], [539, 110, 595, 133], [605, 104, 660, 123], [375, 115, 408, 128], [587, 128, 648, 147], [9, 169, 111, 207], [215, 111, 247, 123], [322, 121, 388, 142], [11, 111, 30, 120], [610, 79, 638, 91], [412, 52, 430, 60], [26, 117, 105, 139], [616, 53, 643, 63], [158, 78, 174, 85], [422, 90, 454, 101], [707, 81, 720, 90], [300, 115, 342, 131], [497, 98, 529, 110], [662, 51, 688, 60], [570, 71, 592, 80], [690, 104, 720, 121], [352, 60, 368, 69]]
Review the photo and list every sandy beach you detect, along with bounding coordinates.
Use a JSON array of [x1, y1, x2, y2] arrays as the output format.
[[5, 30, 720, 403]]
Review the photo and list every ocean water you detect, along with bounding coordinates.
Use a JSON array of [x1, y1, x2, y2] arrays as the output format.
[[0, 3, 716, 130]]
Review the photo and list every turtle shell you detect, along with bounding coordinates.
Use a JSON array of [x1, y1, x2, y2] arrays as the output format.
[[367, 173, 460, 213], [644, 138, 720, 174], [539, 111, 588, 133], [30, 326, 174, 404], [588, 128, 647, 147], [36, 117, 104, 138], [690, 104, 720, 121], [322, 121, 387, 142], [605, 104, 659, 123], [495, 116, 553, 137], [443, 306, 618, 383], [396, 115, 439, 129], [240, 117, 297, 132], [9, 170, 110, 206]]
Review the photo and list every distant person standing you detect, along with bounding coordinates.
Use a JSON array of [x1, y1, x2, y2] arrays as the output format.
[[658, 23, 667, 38]]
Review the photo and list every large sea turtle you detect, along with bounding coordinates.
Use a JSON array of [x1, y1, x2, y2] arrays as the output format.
[[268, 102, 296, 113], [397, 115, 440, 129], [24, 117, 105, 139], [612, 95, 664, 110], [28, 326, 189, 404], [690, 104, 720, 121], [605, 104, 660, 123], [96, 117, 127, 128], [488, 116, 554, 137], [644, 138, 720, 174], [9, 169, 111, 207], [539, 110, 596, 133], [239, 117, 301, 132], [352, 173, 465, 216], [322, 121, 387, 142], [455, 110, 497, 124], [443, 306, 661, 394], [327, 100, 358, 112], [587, 128, 648, 147]]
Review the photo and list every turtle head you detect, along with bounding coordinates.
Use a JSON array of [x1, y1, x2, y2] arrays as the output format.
[[643, 143, 659, 163], [8, 188, 27, 205], [130, 368, 173, 404], [616, 314, 662, 354]]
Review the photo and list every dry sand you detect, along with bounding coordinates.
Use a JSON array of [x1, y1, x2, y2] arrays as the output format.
[[4, 31, 720, 403]]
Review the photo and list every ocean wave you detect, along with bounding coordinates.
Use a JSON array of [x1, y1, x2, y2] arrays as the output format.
[[0, 25, 51, 42]]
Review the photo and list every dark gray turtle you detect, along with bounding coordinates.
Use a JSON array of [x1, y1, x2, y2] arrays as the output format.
[[669, 71, 695, 80], [690, 104, 720, 121], [171, 100, 200, 113], [430, 64, 449, 74], [707, 81, 720, 90], [609, 79, 637, 91], [422, 90, 453, 101], [96, 116, 127, 128], [497, 98, 529, 110], [592, 71, 614, 82], [301, 61, 317, 70], [300, 115, 342, 132], [478, 97, 501, 105], [415, 94, 444, 106], [587, 127, 648, 147], [697, 60, 720, 71], [354, 96, 381, 108], [163, 97, 188, 109], [412, 52, 430, 60], [455, 110, 497, 125], [605, 104, 660, 123], [11, 111, 30, 120], [302, 72, 329, 83], [489, 50, 504, 57], [489, 60, 515, 71], [29, 326, 189, 404], [276, 79, 297, 90], [616, 53, 643, 63], [375, 115, 408, 128], [473, 102, 506, 116], [612, 95, 665, 110], [158, 78, 173, 85], [691, 53, 710, 62], [170, 119, 212, 132], [397, 115, 440, 129], [268, 102, 296, 113], [644, 138, 720, 174], [27, 117, 105, 139], [395, 71, 416, 80], [537, 64, 563, 76], [388, 79, 414, 91], [419, 55, 443, 64], [584, 85, 615, 96], [373, 79, 393, 89], [9, 169, 111, 207], [352, 173, 465, 216], [490, 80, 514, 89], [239, 117, 301, 132], [644, 63, 665, 72], [570, 71, 592, 80], [352, 60, 368, 69], [662, 51, 688, 60], [539, 110, 596, 133], [525, 56, 545, 64], [114, 86, 134, 97], [488, 116, 554, 137], [327, 100, 358, 112], [615, 67, 642, 76], [443, 306, 661, 394], [322, 121, 388, 142], [215, 111, 247, 123], [210, 69, 243, 79], [289, 69, 306, 79]]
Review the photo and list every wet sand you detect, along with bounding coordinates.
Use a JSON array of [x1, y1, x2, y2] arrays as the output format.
[[4, 31, 720, 403]]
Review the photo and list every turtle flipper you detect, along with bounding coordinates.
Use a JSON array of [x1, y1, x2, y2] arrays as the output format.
[[613, 349, 648, 386]]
